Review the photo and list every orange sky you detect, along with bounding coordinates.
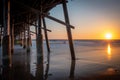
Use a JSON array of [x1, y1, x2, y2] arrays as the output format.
[[31, 0, 120, 40]]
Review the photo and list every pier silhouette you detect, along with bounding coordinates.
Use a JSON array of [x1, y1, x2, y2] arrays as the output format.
[[0, 0, 75, 79]]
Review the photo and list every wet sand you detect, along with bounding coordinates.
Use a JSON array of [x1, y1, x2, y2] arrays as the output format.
[[0, 40, 120, 80]]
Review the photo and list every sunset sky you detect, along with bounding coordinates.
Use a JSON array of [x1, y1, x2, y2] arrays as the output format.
[[31, 0, 120, 39]]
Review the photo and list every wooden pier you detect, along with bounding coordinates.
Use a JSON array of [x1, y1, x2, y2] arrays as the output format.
[[0, 0, 76, 68]]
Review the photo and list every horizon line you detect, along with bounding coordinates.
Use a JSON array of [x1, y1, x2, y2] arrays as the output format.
[[32, 39, 120, 40]]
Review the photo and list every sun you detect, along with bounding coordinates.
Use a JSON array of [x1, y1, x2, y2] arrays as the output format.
[[105, 33, 112, 39]]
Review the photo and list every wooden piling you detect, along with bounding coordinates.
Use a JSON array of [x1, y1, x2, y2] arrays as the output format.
[[35, 21, 38, 47], [26, 16, 31, 52], [44, 52, 50, 80], [62, 0, 75, 60], [11, 19, 14, 53], [27, 26, 30, 52], [42, 18, 50, 52], [20, 32, 23, 46], [2, 0, 12, 67], [36, 52, 44, 80], [29, 33, 32, 46], [0, 27, 2, 46], [23, 24, 26, 49], [36, 14, 43, 59], [36, 10, 44, 79], [21, 32, 24, 46], [69, 60, 75, 79], [19, 32, 22, 46], [0, 26, 2, 67]]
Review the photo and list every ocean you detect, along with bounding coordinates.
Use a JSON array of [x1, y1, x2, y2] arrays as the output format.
[[1, 40, 120, 80]]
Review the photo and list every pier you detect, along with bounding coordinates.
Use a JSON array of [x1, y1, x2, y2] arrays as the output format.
[[1, 0, 120, 80], [0, 0, 75, 65], [0, 0, 75, 79]]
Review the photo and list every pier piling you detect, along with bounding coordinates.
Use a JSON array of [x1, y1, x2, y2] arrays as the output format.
[[42, 18, 50, 52], [23, 24, 27, 49], [2, 0, 12, 67], [1, 0, 76, 69], [26, 17, 31, 52], [11, 19, 14, 53], [36, 5, 44, 78], [62, 0, 75, 60]]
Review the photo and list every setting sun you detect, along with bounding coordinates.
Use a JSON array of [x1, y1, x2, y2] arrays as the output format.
[[105, 33, 112, 39]]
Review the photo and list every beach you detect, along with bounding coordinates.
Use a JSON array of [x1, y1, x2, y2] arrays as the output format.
[[0, 40, 120, 80]]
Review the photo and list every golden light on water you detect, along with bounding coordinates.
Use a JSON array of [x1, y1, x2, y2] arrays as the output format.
[[107, 44, 111, 60], [108, 44, 111, 54]]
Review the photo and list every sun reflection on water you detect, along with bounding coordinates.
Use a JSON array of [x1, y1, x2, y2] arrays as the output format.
[[107, 44, 111, 60]]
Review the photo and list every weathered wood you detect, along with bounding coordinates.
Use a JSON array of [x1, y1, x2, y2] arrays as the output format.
[[36, 51, 44, 80], [29, 34, 32, 46], [36, 6, 44, 79], [11, 19, 14, 53], [35, 21, 38, 35], [0, 27, 2, 35], [35, 21, 38, 47], [30, 31, 36, 34], [62, 0, 75, 60], [20, 32, 23, 46], [14, 1, 75, 29], [45, 15, 75, 29], [7, 0, 10, 35], [36, 14, 43, 58], [69, 60, 75, 79], [44, 52, 50, 80], [2, 0, 12, 67], [42, 18, 50, 52], [24, 48, 31, 80], [27, 14, 30, 52], [19, 32, 21, 46], [14, 21, 52, 32], [0, 26, 2, 68], [25, 22, 52, 32], [0, 27, 2, 46], [23, 24, 27, 49], [3, 0, 6, 36], [27, 19, 31, 52], [2, 36, 11, 67]]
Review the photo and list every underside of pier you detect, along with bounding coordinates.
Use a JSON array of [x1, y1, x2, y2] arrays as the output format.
[[0, 0, 75, 73]]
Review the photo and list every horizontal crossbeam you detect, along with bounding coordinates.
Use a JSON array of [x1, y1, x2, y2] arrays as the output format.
[[14, 0, 75, 29]]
